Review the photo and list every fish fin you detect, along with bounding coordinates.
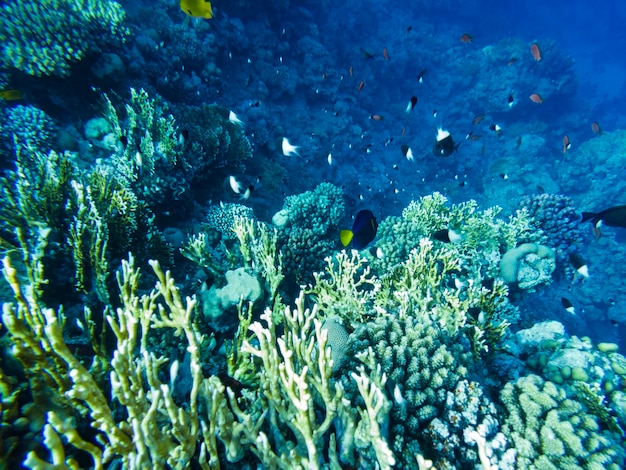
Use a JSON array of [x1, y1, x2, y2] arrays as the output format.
[[340, 230, 354, 247]]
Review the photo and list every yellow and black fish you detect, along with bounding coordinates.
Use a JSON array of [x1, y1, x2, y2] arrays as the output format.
[[340, 210, 378, 250], [180, 0, 213, 19]]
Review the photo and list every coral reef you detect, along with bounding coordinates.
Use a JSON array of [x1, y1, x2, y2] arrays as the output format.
[[500, 374, 625, 469], [518, 193, 585, 268], [276, 182, 345, 287], [0, 105, 57, 153], [0, 0, 128, 77]]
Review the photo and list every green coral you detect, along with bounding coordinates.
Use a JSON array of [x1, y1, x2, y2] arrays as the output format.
[[180, 104, 253, 171], [374, 192, 536, 280], [0, 105, 57, 153], [277, 183, 345, 286], [101, 88, 186, 207], [500, 374, 625, 469], [0, 0, 128, 77], [343, 311, 472, 469], [306, 249, 379, 323]]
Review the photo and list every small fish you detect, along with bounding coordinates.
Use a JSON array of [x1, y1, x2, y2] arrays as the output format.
[[0, 89, 23, 100], [432, 109, 438, 118], [327, 153, 332, 165], [357, 80, 365, 93], [369, 246, 384, 259], [406, 26, 413, 36], [406, 96, 418, 113], [489, 123, 502, 135], [417, 69, 427, 83], [530, 42, 541, 61], [460, 33, 473, 43], [500, 173, 508, 180], [591, 121, 602, 135], [581, 205, 626, 230], [516, 136, 522, 149], [369, 114, 384, 121], [282, 137, 300, 156], [228, 111, 244, 126], [401, 127, 407, 137], [561, 297, 575, 315], [383, 47, 390, 61], [529, 93, 543, 104], [401, 144, 414, 161], [563, 135, 571, 154], [508, 94, 515, 108], [432, 228, 463, 243], [360, 48, 375, 59], [433, 128, 459, 157], [349, 66, 353, 77], [180, 0, 213, 18], [569, 253, 589, 278], [472, 114, 485, 125], [507, 57, 518, 66], [340, 210, 378, 250]]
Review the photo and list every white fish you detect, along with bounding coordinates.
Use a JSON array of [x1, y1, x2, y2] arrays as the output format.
[[228, 111, 244, 127], [282, 137, 300, 156], [229, 176, 243, 194], [405, 147, 414, 161], [327, 153, 332, 165]]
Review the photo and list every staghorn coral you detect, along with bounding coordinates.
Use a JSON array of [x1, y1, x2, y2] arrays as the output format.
[[0, 0, 128, 77]]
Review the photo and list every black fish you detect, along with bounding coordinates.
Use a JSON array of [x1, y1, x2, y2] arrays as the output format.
[[433, 129, 459, 157], [340, 209, 378, 250], [561, 297, 575, 314], [432, 228, 462, 243], [581, 205, 626, 229], [417, 69, 427, 83]]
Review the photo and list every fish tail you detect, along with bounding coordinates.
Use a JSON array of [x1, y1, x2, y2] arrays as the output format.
[[580, 212, 597, 224]]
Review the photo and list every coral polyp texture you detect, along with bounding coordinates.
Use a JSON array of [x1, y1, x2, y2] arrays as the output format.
[[0, 0, 129, 77]]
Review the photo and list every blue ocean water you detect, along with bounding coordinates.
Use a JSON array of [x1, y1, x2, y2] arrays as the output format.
[[1, 0, 626, 468]]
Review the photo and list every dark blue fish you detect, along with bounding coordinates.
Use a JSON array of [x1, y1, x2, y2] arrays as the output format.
[[340, 210, 378, 250], [581, 205, 626, 228]]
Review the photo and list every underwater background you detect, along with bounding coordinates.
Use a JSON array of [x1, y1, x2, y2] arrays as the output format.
[[1, 0, 626, 468]]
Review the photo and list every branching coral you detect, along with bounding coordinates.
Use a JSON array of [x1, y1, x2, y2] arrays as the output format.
[[100, 88, 186, 207], [0, 0, 128, 77], [500, 374, 625, 469], [306, 249, 380, 323], [222, 292, 394, 469]]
